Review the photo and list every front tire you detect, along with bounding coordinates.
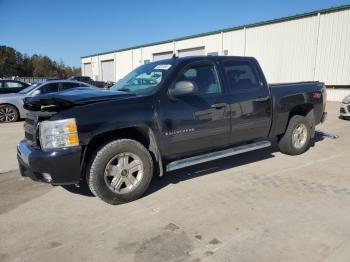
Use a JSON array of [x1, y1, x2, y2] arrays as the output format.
[[278, 115, 311, 155], [87, 139, 154, 205], [0, 104, 19, 123]]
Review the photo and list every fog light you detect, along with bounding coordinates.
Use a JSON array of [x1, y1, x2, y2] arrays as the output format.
[[42, 173, 52, 182]]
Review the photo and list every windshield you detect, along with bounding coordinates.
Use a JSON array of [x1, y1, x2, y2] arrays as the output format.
[[110, 62, 173, 94], [18, 83, 41, 94]]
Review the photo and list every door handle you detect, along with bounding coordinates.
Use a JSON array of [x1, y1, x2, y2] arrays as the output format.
[[211, 103, 227, 109], [254, 96, 270, 102]]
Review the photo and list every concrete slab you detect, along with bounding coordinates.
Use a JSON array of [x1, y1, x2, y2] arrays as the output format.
[[0, 122, 24, 173]]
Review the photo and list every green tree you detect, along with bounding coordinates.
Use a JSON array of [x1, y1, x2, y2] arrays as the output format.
[[0, 46, 18, 76], [0, 45, 80, 78]]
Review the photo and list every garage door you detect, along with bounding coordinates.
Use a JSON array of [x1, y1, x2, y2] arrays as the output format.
[[101, 60, 115, 82], [178, 47, 205, 57], [83, 63, 92, 78], [153, 51, 173, 61]]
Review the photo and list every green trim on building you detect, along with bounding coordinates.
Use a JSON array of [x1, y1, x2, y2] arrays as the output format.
[[81, 4, 350, 59]]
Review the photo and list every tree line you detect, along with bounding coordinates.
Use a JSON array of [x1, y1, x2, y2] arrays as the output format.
[[0, 45, 80, 78]]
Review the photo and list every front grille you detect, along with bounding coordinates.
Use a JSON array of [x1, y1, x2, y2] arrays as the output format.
[[348, 105, 350, 112], [340, 108, 346, 114], [24, 113, 39, 148]]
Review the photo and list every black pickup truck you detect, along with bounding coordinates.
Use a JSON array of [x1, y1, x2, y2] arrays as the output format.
[[18, 56, 327, 204]]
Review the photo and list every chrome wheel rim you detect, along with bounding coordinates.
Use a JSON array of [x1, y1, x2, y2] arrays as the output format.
[[292, 123, 307, 149], [104, 152, 144, 194], [0, 107, 16, 122]]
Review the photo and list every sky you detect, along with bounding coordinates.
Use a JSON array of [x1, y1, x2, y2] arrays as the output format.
[[1, 0, 349, 67]]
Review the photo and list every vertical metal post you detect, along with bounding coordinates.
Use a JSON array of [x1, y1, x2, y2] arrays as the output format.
[[221, 32, 224, 55], [113, 52, 117, 82], [244, 27, 247, 56], [313, 13, 321, 81], [131, 49, 134, 70]]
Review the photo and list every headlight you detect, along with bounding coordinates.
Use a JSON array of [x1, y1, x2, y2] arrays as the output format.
[[343, 96, 350, 104], [39, 118, 79, 150]]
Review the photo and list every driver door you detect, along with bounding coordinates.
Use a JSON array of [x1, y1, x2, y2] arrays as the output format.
[[159, 61, 230, 160]]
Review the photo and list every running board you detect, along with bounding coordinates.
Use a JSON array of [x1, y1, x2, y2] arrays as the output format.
[[166, 140, 271, 172]]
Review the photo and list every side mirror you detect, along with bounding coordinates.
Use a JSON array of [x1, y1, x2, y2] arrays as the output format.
[[168, 81, 197, 98], [31, 89, 41, 96]]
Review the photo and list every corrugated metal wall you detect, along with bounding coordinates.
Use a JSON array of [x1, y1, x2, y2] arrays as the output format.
[[81, 7, 350, 101], [314, 9, 350, 85], [245, 15, 319, 83]]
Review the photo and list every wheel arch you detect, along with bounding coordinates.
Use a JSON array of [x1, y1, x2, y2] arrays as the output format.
[[288, 103, 314, 120], [288, 103, 315, 137], [82, 126, 163, 182]]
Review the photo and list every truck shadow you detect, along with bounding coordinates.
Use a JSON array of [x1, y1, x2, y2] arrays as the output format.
[[62, 132, 326, 198]]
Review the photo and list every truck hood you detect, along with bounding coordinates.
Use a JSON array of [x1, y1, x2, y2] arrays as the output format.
[[23, 87, 136, 112]]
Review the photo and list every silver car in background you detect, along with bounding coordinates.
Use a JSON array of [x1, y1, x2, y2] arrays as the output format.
[[340, 94, 350, 120], [0, 80, 95, 123]]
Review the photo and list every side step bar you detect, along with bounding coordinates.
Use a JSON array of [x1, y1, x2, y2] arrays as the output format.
[[166, 140, 271, 172]]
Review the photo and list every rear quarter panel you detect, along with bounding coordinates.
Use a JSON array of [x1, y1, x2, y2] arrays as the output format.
[[269, 82, 325, 137]]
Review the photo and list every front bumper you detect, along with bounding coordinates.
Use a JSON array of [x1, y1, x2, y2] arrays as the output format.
[[340, 103, 350, 117], [17, 140, 82, 185]]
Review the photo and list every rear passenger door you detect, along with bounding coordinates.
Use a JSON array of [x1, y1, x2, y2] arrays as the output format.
[[221, 58, 272, 144]]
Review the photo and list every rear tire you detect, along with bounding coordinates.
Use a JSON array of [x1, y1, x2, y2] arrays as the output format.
[[0, 104, 19, 123], [278, 115, 311, 155], [87, 139, 153, 205]]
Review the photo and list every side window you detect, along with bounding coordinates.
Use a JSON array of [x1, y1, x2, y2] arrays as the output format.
[[61, 82, 79, 91], [223, 60, 261, 92], [41, 83, 59, 94], [5, 81, 22, 88], [178, 64, 222, 95]]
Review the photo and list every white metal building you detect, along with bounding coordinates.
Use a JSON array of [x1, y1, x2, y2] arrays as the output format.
[[81, 5, 350, 101]]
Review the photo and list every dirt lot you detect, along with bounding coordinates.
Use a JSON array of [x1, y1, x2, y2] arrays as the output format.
[[0, 102, 349, 262]]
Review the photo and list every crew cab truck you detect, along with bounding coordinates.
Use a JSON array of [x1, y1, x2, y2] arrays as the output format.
[[18, 56, 327, 205]]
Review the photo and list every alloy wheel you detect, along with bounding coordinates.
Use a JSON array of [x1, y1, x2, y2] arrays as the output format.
[[0, 106, 16, 122], [104, 152, 144, 194], [292, 123, 308, 149]]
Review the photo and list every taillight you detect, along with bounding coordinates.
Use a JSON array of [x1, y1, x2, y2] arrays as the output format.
[[311, 92, 322, 99], [322, 85, 327, 110]]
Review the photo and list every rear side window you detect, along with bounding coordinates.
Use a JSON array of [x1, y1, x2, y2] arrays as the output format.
[[41, 83, 59, 94], [223, 60, 261, 92], [60, 82, 79, 91], [5, 81, 22, 88]]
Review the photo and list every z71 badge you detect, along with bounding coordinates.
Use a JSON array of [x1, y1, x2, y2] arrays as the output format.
[[165, 128, 195, 136]]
